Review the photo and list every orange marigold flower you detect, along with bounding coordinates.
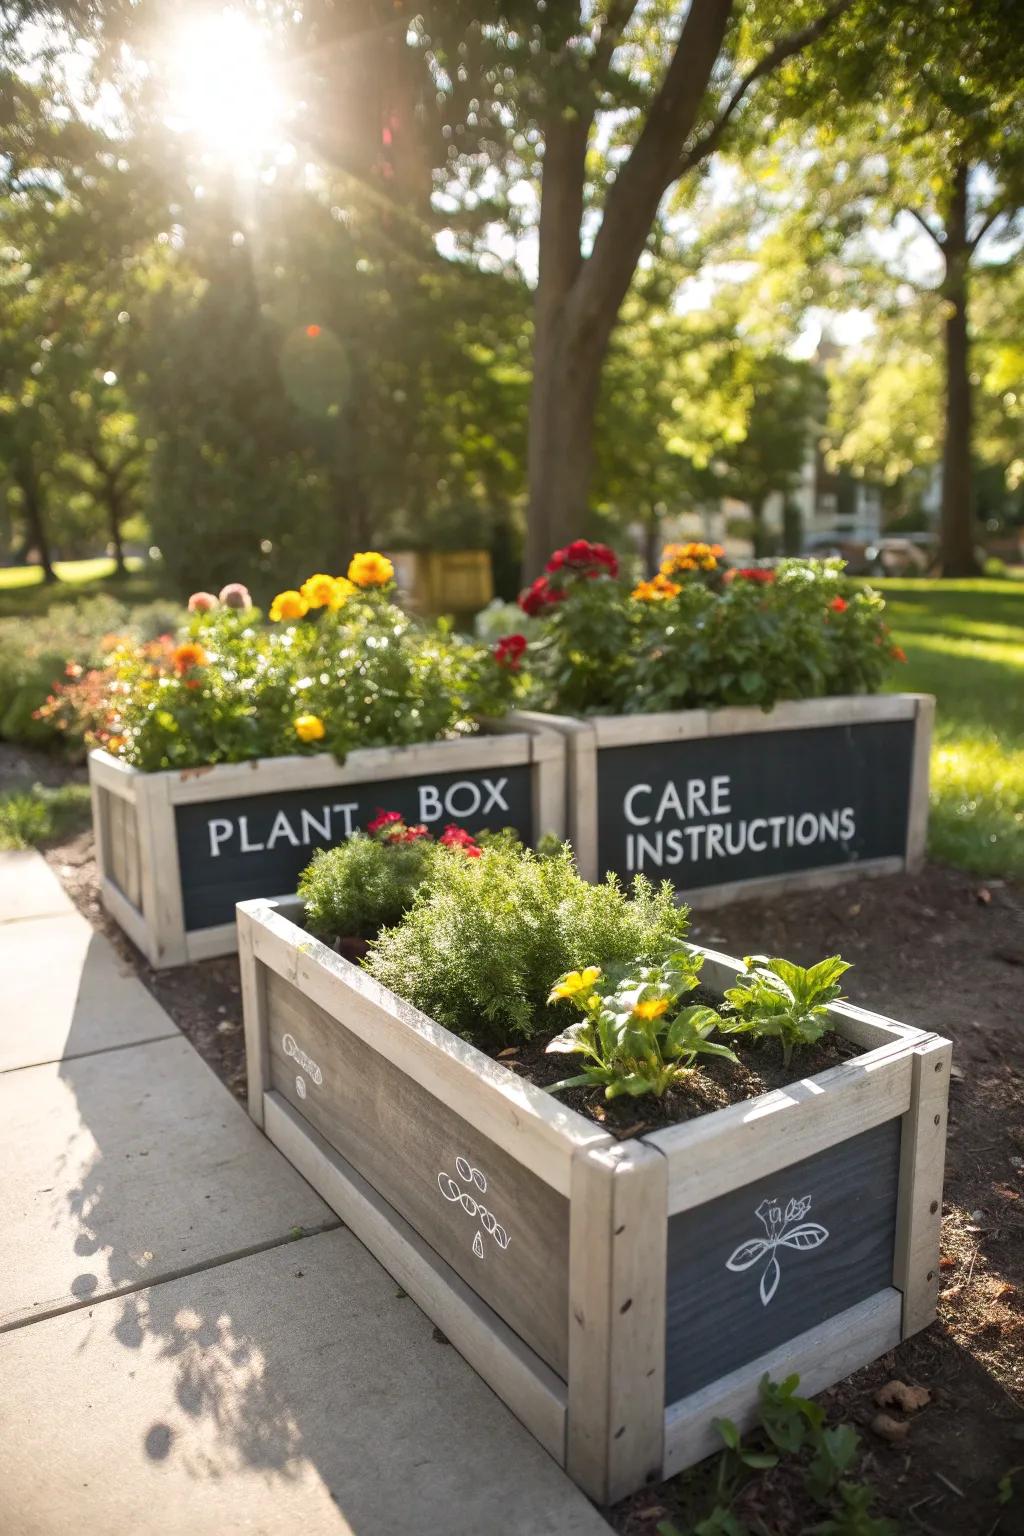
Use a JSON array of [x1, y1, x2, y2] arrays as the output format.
[[269, 589, 309, 622], [890, 645, 907, 663], [660, 540, 720, 576], [633, 573, 682, 602], [172, 642, 207, 675], [632, 997, 669, 1021], [347, 551, 394, 588]]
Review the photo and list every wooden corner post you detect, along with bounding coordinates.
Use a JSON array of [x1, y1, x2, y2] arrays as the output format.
[[237, 902, 272, 1128], [893, 1033, 952, 1336], [906, 694, 935, 871], [567, 1141, 667, 1504]]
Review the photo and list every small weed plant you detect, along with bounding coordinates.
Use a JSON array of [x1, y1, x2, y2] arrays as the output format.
[[656, 1374, 897, 1536]]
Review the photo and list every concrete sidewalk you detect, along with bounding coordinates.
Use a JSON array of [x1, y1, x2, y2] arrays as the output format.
[[0, 852, 611, 1536]]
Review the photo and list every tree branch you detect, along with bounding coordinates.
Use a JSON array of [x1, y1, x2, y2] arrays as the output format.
[[591, 0, 641, 81], [676, 0, 857, 178], [968, 203, 1009, 254], [901, 204, 945, 250]]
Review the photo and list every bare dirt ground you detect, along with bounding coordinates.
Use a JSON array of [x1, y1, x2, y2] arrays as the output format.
[[28, 776, 1024, 1534]]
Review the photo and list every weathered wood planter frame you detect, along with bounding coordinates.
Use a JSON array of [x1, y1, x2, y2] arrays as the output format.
[[239, 895, 951, 1504], [89, 725, 564, 968], [517, 693, 934, 904]]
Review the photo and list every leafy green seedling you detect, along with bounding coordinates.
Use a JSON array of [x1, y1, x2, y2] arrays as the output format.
[[722, 955, 851, 1067]]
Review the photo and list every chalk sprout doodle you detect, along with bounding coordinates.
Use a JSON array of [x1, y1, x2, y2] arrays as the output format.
[[726, 1194, 829, 1306], [438, 1155, 511, 1260]]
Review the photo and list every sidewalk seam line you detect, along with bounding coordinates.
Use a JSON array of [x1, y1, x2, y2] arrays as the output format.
[[0, 1218, 344, 1337], [0, 1030, 182, 1075]]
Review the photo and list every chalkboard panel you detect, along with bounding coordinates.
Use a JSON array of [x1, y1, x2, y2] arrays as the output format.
[[175, 762, 534, 931], [597, 719, 914, 890], [664, 1117, 901, 1405]]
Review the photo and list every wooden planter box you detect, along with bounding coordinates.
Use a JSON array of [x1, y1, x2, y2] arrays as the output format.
[[238, 896, 951, 1504], [89, 724, 564, 968], [516, 694, 934, 905]]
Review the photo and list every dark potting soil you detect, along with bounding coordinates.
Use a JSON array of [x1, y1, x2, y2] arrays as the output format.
[[492, 988, 857, 1139]]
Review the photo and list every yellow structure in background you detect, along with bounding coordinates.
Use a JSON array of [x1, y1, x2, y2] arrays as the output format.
[[388, 550, 494, 616]]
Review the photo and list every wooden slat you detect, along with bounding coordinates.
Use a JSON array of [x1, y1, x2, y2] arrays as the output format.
[[87, 748, 139, 800], [99, 876, 153, 959], [567, 1143, 667, 1503], [167, 733, 534, 805], [906, 694, 935, 870], [133, 772, 188, 968], [646, 1040, 917, 1216], [591, 710, 711, 748], [243, 900, 610, 1197], [893, 1034, 952, 1336], [566, 728, 599, 882], [532, 733, 567, 841], [704, 694, 917, 737], [662, 1288, 903, 1477], [265, 966, 573, 1377], [238, 908, 271, 1129], [683, 856, 906, 911], [184, 922, 238, 962], [264, 1092, 568, 1466]]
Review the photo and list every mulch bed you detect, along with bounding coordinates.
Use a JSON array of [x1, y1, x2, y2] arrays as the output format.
[[20, 733, 1021, 1535]]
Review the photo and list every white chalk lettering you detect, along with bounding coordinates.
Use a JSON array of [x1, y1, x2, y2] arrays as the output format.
[[624, 784, 653, 826], [238, 815, 265, 854], [795, 812, 819, 846], [446, 780, 482, 818], [655, 780, 684, 823], [686, 779, 709, 818], [711, 776, 731, 814], [482, 776, 509, 814], [208, 818, 233, 858], [747, 818, 768, 852], [332, 803, 358, 837], [840, 807, 856, 840], [300, 806, 332, 844], [266, 810, 300, 850], [419, 785, 443, 822]]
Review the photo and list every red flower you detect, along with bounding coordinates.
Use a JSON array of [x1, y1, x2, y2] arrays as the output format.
[[727, 568, 775, 585], [545, 539, 619, 578], [518, 576, 566, 616], [494, 633, 528, 671], [890, 645, 907, 663], [367, 809, 404, 836], [439, 824, 483, 857], [828, 595, 848, 613], [394, 824, 430, 842]]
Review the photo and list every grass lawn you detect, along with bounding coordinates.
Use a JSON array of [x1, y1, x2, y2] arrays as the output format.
[[0, 557, 164, 619], [872, 575, 1024, 880]]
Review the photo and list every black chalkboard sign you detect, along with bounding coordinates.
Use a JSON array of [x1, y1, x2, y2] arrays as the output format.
[[597, 720, 914, 891], [175, 763, 534, 931], [664, 1117, 901, 1406]]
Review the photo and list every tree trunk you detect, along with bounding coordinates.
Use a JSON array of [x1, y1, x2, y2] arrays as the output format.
[[643, 506, 662, 574], [19, 464, 56, 583], [939, 166, 979, 577], [525, 328, 606, 575], [751, 498, 769, 558], [106, 476, 127, 576]]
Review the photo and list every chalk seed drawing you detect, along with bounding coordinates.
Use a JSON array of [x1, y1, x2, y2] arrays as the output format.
[[726, 1195, 829, 1306], [438, 1154, 511, 1260], [295, 1075, 307, 1100], [282, 1033, 323, 1086]]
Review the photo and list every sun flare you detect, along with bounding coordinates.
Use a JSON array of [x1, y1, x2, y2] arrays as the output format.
[[163, 8, 288, 168]]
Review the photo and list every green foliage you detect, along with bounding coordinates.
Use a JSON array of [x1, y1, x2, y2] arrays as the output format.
[[810, 1482, 899, 1536], [364, 845, 689, 1052], [94, 575, 517, 772], [543, 949, 737, 1100], [0, 782, 92, 849], [299, 821, 443, 942], [722, 957, 851, 1069], [523, 553, 899, 718], [0, 595, 181, 750]]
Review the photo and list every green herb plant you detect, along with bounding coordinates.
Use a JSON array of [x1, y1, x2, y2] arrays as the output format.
[[299, 815, 443, 940], [364, 844, 689, 1051], [544, 949, 738, 1100], [721, 956, 851, 1068]]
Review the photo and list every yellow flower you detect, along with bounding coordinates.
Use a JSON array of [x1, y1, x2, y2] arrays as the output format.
[[269, 589, 309, 622], [660, 540, 719, 577], [347, 551, 395, 588], [294, 714, 326, 743], [631, 997, 669, 1021], [300, 573, 348, 610], [548, 965, 602, 1003]]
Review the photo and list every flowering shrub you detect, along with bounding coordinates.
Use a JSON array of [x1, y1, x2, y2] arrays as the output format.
[[299, 810, 483, 940], [519, 543, 902, 716], [64, 556, 519, 772]]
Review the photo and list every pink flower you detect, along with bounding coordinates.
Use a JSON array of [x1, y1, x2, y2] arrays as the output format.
[[367, 810, 404, 836], [439, 824, 483, 857], [219, 582, 252, 610], [188, 591, 219, 613]]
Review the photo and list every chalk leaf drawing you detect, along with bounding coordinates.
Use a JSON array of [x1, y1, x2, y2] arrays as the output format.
[[726, 1195, 829, 1306], [438, 1154, 511, 1260]]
